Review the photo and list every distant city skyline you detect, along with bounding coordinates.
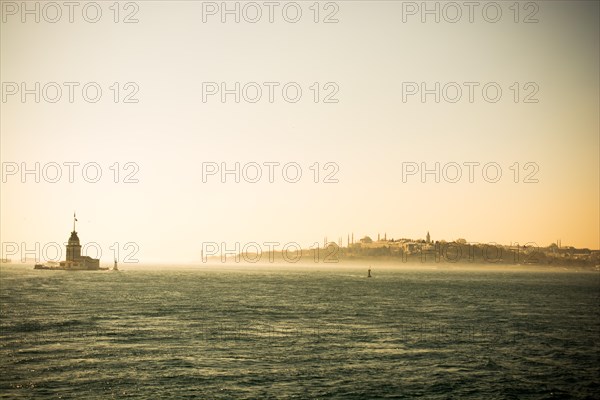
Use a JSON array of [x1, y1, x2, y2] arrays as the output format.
[[3, 214, 598, 266]]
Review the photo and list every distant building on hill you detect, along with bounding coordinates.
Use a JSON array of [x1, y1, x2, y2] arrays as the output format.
[[360, 236, 373, 244]]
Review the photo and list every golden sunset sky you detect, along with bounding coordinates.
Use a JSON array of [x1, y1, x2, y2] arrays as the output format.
[[1, 1, 598, 263]]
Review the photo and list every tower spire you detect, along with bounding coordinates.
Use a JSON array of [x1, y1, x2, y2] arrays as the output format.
[[73, 212, 77, 232]]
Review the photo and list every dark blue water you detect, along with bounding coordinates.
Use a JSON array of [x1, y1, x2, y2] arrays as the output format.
[[1, 264, 599, 399]]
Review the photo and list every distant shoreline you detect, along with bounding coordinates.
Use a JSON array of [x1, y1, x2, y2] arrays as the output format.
[[1, 262, 598, 274]]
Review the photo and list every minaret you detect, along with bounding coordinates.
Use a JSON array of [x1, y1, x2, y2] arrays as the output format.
[[426, 231, 431, 244]]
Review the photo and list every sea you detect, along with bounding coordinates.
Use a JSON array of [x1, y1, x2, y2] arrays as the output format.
[[1, 263, 599, 399]]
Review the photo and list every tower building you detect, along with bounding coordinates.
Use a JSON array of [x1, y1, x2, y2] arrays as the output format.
[[66, 231, 82, 261], [59, 213, 101, 270]]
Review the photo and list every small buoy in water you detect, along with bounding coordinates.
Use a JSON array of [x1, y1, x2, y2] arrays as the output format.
[[367, 267, 372, 278]]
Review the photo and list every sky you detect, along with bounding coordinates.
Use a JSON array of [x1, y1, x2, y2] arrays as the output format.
[[1, 1, 599, 264]]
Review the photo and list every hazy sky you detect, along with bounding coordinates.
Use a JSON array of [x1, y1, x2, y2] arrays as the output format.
[[1, 1, 598, 263]]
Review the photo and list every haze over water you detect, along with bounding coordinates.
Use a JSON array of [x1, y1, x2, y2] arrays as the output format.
[[2, 0, 599, 398], [1, 264, 598, 399]]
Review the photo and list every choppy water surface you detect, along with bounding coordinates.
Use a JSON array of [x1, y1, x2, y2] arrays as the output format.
[[1, 264, 599, 399]]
